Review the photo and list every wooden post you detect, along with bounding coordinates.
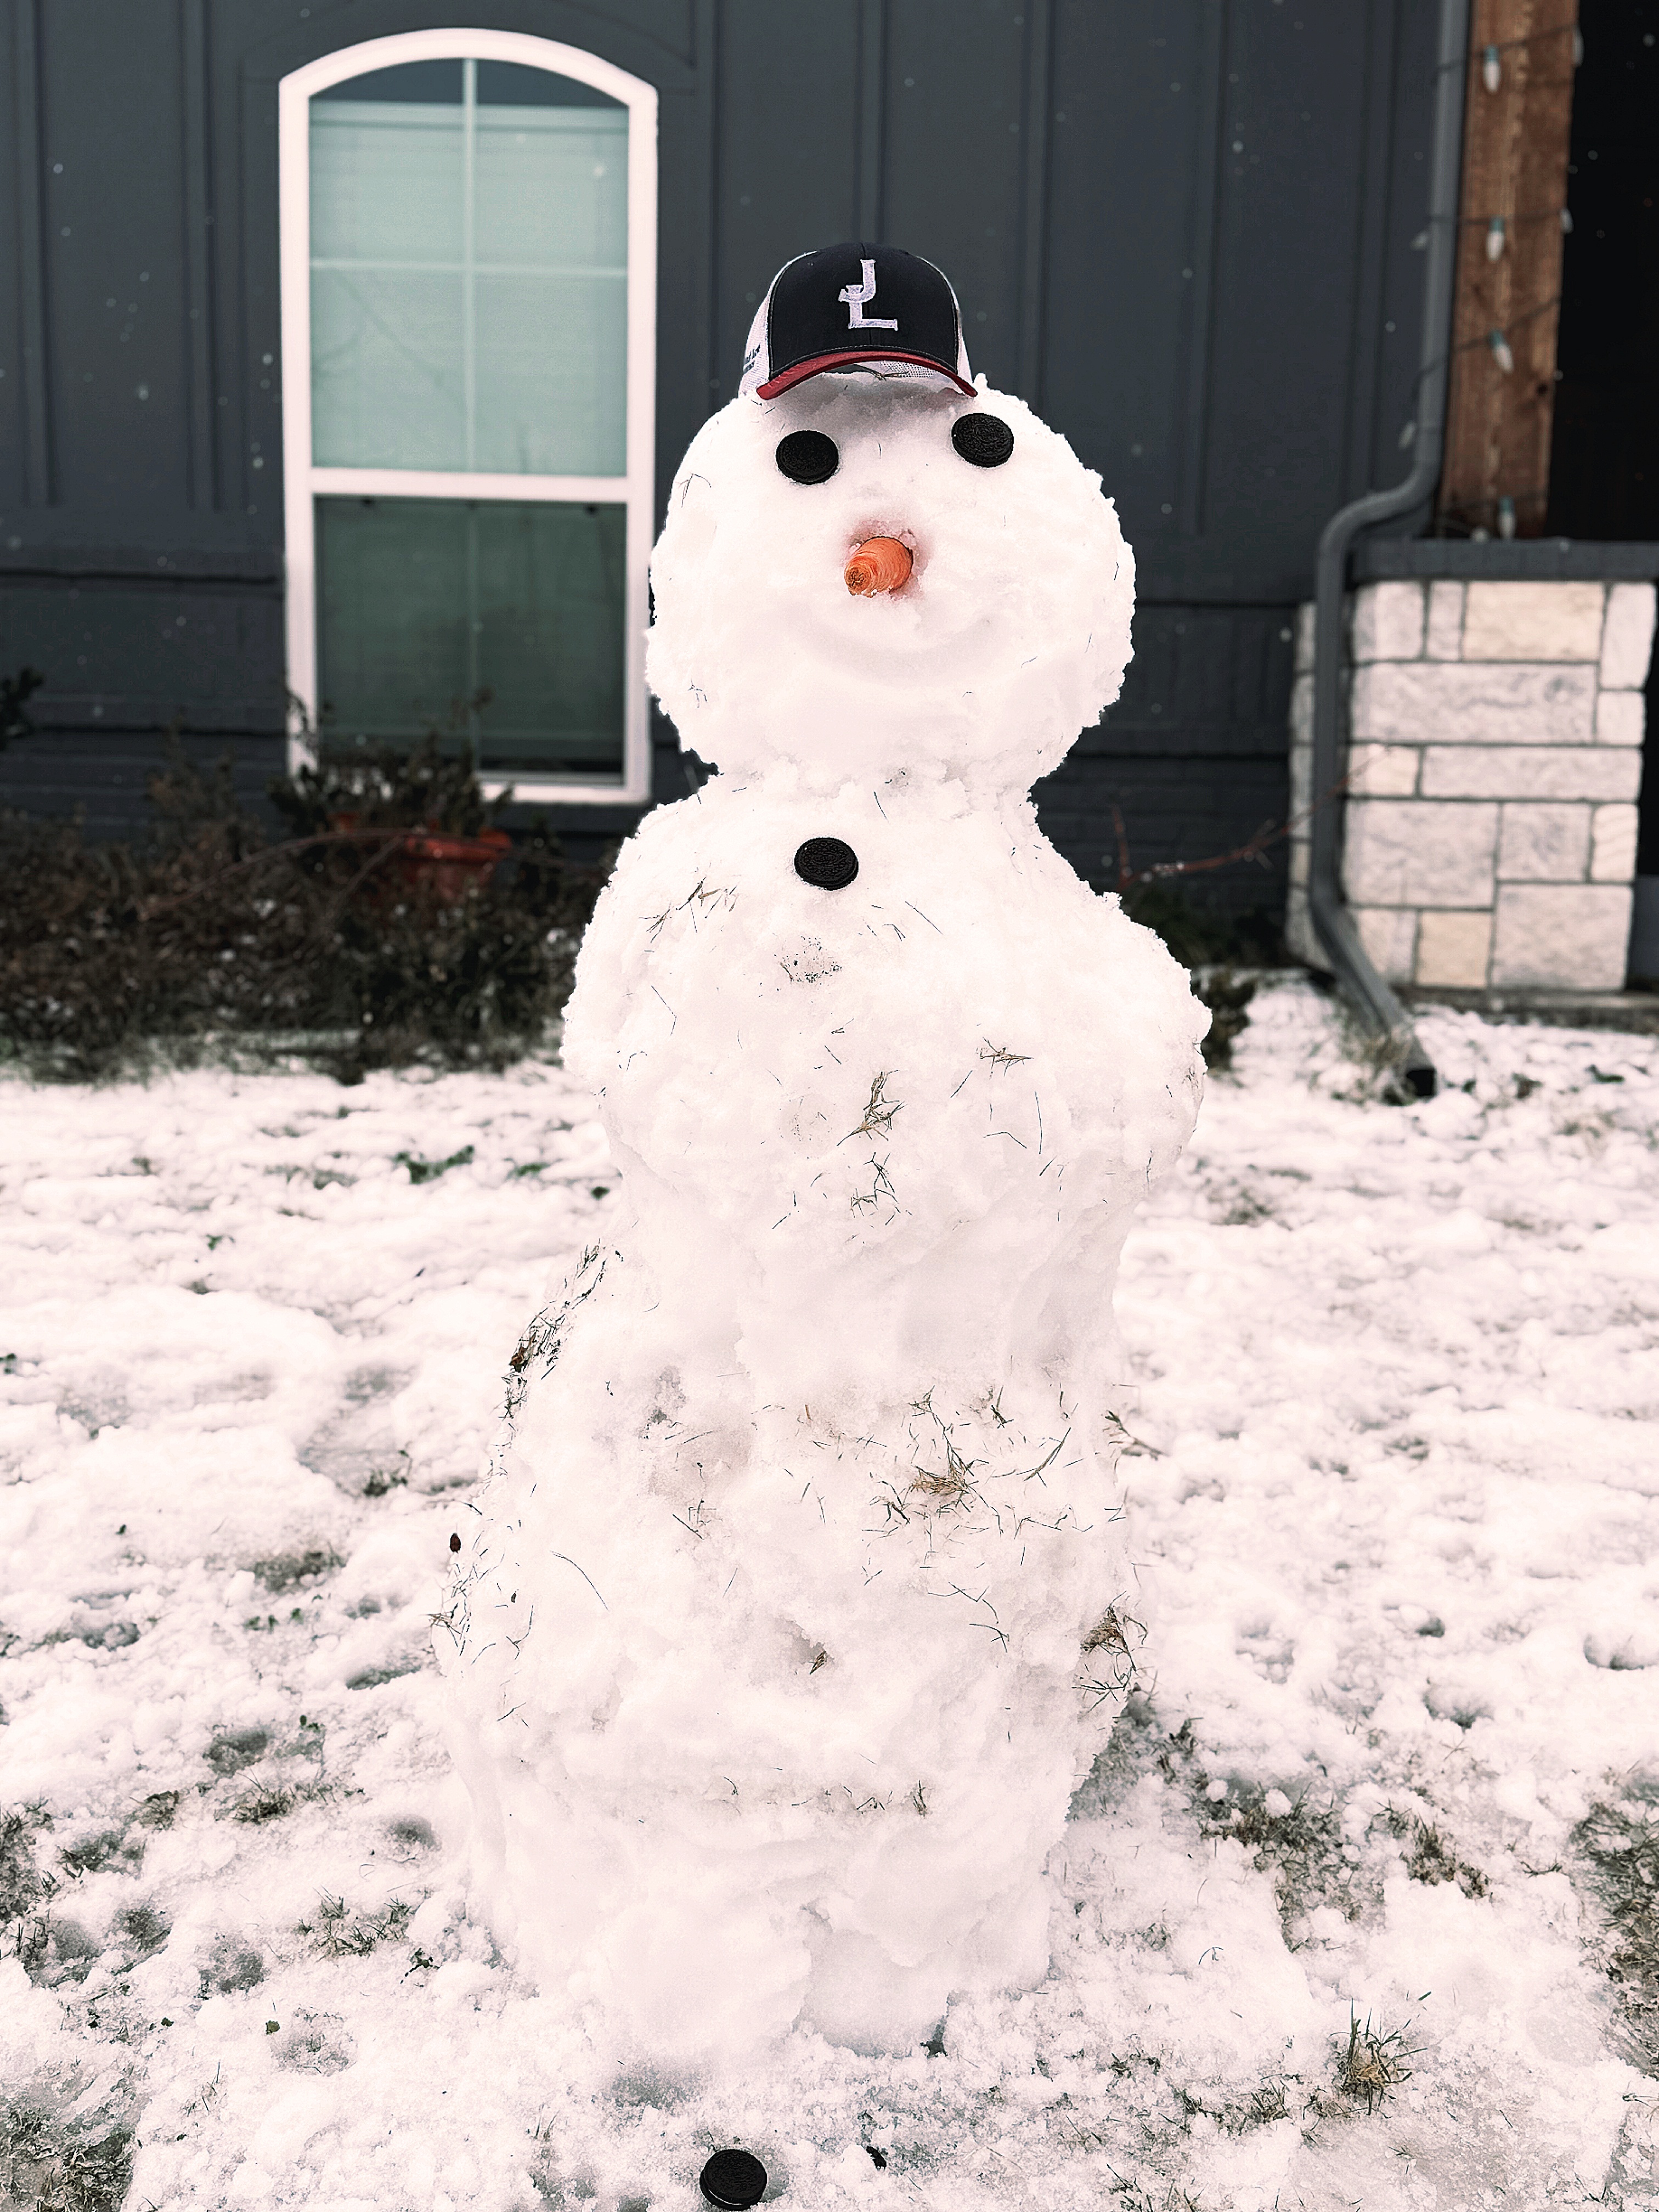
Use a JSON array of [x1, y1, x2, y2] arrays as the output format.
[[1437, 1, 1579, 537]]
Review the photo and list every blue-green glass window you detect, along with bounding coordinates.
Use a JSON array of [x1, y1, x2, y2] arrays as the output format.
[[301, 58, 635, 785], [311, 60, 627, 476]]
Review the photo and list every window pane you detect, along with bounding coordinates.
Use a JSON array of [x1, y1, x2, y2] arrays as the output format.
[[311, 105, 464, 263], [312, 265, 466, 470], [471, 268, 624, 474], [473, 109, 628, 473], [309, 72, 628, 476], [476, 61, 623, 109], [315, 497, 626, 782], [311, 104, 465, 469], [315, 60, 463, 104], [316, 498, 467, 738]]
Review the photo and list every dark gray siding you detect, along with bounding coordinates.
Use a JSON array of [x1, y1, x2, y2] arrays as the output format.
[[2, 0, 1439, 908]]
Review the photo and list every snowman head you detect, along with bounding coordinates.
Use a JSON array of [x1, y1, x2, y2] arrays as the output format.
[[646, 245, 1135, 800]]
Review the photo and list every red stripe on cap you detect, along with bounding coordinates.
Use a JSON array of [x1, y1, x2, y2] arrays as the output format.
[[755, 348, 975, 399]]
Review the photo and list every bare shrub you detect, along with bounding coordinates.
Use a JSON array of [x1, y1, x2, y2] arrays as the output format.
[[0, 737, 608, 1080]]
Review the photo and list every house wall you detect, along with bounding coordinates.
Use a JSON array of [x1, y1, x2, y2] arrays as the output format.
[[1, 0, 1442, 909], [1286, 577, 1656, 992]]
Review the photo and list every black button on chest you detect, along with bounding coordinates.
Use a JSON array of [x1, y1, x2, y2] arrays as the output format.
[[793, 837, 859, 890]]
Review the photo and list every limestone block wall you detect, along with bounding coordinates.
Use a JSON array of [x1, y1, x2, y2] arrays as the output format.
[[1285, 578, 1655, 991]]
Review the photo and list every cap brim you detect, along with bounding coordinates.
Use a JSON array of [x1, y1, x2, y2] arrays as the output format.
[[754, 348, 975, 399]]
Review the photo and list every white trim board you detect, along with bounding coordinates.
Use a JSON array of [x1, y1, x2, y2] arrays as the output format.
[[279, 27, 658, 806]]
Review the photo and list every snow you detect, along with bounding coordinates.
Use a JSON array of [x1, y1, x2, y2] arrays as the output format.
[[436, 369, 1206, 2064], [3, 983, 1656, 2206]]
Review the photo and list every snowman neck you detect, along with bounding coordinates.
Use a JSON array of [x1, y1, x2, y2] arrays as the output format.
[[698, 757, 1039, 820]]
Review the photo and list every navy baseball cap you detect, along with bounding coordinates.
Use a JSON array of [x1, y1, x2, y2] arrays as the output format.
[[740, 242, 975, 400]]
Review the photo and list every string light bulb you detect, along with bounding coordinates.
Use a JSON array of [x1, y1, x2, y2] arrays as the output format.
[[1497, 496, 1517, 539], [1572, 28, 1583, 65], [1482, 43, 1502, 92], [1486, 215, 1506, 261], [1488, 328, 1515, 374], [1560, 207, 1573, 233]]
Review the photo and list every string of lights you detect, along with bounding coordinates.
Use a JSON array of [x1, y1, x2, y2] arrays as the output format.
[[1396, 285, 1566, 455], [1414, 209, 1573, 233], [1477, 18, 1581, 49], [1480, 24, 1583, 94], [1480, 287, 1565, 356], [1421, 18, 1582, 535], [1481, 208, 1571, 230], [1434, 22, 1582, 75], [1437, 484, 1551, 538], [1446, 208, 1573, 261]]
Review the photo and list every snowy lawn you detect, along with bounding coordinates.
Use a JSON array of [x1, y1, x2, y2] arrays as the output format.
[[2, 979, 1656, 2211]]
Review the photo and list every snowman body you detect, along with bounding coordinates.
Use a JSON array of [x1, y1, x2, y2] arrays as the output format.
[[441, 371, 1207, 2063]]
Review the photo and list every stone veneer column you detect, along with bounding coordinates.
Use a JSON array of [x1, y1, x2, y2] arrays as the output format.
[[1285, 578, 1654, 992]]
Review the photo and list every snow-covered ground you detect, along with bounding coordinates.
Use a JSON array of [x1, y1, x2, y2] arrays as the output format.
[[2, 979, 1655, 2211]]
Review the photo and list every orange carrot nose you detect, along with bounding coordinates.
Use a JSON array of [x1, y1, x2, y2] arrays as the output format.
[[844, 536, 913, 596]]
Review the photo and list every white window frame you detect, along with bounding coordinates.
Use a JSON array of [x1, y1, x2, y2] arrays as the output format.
[[279, 27, 657, 804]]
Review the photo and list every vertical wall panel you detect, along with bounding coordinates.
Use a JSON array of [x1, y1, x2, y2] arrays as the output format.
[[654, 0, 720, 526], [1367, 0, 1442, 504], [853, 0, 887, 239], [1014, 0, 1053, 404], [6, 0, 53, 507], [1042, 0, 1423, 602], [41, 0, 194, 522], [1043, 3, 1223, 569], [718, 7, 860, 353], [1334, 0, 1403, 510], [881, 0, 1028, 392], [713, 0, 862, 397], [1198, 3, 1374, 574], [179, 0, 219, 511], [650, 0, 720, 802], [233, 60, 279, 533], [0, 8, 27, 509]]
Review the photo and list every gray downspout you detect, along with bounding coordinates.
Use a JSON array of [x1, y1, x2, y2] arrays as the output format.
[[1308, 0, 1470, 1102]]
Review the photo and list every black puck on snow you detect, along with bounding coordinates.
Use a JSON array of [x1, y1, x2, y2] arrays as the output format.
[[794, 837, 859, 890], [699, 2148, 768, 2209]]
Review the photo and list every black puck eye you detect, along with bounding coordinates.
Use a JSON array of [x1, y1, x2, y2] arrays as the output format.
[[794, 837, 859, 890], [951, 413, 1014, 468], [775, 430, 839, 485]]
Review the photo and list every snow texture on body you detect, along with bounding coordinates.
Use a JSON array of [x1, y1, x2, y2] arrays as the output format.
[[2, 995, 1656, 2209], [438, 369, 1207, 2061]]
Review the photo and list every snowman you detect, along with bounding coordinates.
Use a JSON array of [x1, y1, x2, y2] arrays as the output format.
[[439, 245, 1207, 2066]]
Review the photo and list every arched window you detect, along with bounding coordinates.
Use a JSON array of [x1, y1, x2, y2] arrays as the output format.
[[279, 30, 656, 801]]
